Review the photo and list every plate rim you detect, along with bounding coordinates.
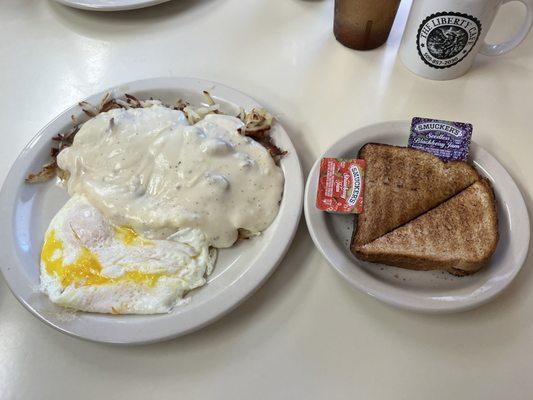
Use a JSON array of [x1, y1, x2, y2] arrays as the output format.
[[304, 120, 530, 313], [0, 77, 303, 344], [52, 0, 171, 11]]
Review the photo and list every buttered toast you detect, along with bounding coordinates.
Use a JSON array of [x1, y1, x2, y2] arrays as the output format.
[[354, 180, 498, 275], [352, 143, 480, 247], [350, 144, 498, 275]]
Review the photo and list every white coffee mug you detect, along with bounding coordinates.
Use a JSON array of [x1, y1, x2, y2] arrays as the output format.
[[399, 0, 533, 80]]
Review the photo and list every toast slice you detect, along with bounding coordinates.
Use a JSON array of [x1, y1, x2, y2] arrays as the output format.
[[354, 180, 499, 275], [353, 143, 480, 247]]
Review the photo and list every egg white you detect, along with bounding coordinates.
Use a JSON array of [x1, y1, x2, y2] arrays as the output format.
[[40, 195, 216, 314]]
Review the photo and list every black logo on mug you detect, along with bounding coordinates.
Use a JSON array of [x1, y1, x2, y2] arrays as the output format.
[[416, 12, 482, 69]]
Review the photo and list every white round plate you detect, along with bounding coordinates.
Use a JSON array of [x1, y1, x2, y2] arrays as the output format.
[[0, 77, 303, 344], [304, 121, 529, 313], [53, 0, 170, 11]]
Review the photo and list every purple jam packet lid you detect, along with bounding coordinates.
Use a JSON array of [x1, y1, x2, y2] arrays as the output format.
[[408, 117, 472, 162]]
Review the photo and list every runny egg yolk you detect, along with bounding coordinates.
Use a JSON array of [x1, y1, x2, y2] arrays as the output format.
[[41, 230, 161, 288], [114, 226, 153, 246]]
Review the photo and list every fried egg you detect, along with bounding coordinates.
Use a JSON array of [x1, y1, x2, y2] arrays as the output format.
[[40, 195, 216, 314]]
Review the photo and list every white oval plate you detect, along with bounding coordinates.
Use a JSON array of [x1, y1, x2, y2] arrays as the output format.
[[53, 0, 170, 11], [0, 77, 303, 343], [304, 121, 529, 313]]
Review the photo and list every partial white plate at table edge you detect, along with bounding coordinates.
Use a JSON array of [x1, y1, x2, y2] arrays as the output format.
[[53, 0, 171, 11], [304, 120, 530, 313], [0, 77, 303, 344]]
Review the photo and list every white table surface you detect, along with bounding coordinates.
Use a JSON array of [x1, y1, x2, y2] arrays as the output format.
[[1, 0, 533, 399]]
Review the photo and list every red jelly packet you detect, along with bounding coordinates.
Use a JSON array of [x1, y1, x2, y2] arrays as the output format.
[[316, 158, 365, 214]]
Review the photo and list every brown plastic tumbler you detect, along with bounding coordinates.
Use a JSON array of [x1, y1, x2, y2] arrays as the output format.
[[334, 0, 401, 50]]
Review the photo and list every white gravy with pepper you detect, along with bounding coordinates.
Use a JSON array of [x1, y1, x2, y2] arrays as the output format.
[[57, 105, 284, 248]]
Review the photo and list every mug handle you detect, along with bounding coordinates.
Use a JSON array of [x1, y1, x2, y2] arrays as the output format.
[[479, 0, 533, 56]]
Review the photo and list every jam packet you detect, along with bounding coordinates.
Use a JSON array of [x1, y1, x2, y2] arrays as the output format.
[[316, 158, 365, 213], [409, 117, 472, 162]]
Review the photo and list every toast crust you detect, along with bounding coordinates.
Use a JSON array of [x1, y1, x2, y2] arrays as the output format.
[[353, 143, 480, 247]]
